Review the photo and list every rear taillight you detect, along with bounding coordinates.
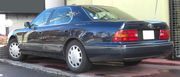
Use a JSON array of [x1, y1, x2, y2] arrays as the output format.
[[112, 30, 138, 42], [159, 29, 170, 40]]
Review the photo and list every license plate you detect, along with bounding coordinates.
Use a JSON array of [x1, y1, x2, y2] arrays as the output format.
[[143, 30, 155, 40]]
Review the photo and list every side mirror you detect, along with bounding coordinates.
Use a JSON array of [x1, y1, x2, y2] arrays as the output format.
[[24, 22, 31, 28]]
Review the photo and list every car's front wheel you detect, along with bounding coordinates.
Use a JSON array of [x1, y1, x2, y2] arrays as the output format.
[[8, 39, 26, 61], [65, 40, 92, 73]]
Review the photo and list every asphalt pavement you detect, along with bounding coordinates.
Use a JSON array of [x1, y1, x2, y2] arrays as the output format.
[[0, 62, 61, 77], [2, 57, 180, 77]]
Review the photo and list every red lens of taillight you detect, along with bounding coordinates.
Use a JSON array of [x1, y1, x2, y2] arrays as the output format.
[[112, 30, 138, 42], [159, 29, 170, 40]]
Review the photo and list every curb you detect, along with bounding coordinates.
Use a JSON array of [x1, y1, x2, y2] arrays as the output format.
[[142, 58, 180, 66], [0, 59, 89, 77]]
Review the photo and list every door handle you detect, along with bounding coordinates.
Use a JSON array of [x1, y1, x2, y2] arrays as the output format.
[[39, 32, 42, 34]]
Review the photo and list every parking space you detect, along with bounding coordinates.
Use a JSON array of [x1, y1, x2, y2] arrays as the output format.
[[14, 56, 180, 77], [0, 62, 60, 77]]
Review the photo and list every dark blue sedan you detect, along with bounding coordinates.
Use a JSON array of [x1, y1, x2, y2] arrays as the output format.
[[7, 5, 173, 72]]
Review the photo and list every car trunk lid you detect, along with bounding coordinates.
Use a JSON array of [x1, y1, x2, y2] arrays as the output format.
[[112, 21, 169, 42]]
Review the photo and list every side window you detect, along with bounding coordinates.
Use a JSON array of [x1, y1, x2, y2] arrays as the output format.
[[31, 9, 53, 27], [48, 7, 72, 25]]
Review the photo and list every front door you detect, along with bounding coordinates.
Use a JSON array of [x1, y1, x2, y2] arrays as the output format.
[[41, 7, 73, 53], [21, 9, 54, 52]]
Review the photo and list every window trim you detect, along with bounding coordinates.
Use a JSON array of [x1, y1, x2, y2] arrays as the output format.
[[81, 6, 94, 21]]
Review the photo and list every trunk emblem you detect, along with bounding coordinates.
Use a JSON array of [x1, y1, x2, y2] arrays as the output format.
[[147, 24, 154, 29]]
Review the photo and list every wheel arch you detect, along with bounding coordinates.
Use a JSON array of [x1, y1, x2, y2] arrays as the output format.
[[8, 35, 18, 44], [63, 37, 85, 56]]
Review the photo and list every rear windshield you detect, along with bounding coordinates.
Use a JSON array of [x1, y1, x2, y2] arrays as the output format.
[[82, 6, 136, 21]]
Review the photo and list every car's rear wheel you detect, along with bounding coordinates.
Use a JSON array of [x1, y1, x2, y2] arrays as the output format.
[[8, 39, 27, 61], [65, 40, 92, 73], [123, 60, 141, 66]]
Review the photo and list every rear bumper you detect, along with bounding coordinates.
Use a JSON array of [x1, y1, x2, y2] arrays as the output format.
[[85, 40, 173, 62]]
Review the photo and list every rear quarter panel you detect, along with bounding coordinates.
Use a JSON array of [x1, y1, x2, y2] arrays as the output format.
[[68, 21, 124, 46]]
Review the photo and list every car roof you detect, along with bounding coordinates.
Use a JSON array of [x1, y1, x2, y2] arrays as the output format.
[[47, 5, 112, 10]]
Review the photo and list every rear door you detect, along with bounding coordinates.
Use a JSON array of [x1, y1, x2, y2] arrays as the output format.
[[41, 7, 73, 53], [21, 9, 54, 51]]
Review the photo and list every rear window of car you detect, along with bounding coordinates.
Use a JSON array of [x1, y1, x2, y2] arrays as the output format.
[[82, 6, 136, 21]]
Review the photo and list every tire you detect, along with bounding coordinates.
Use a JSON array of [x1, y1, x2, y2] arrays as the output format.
[[8, 39, 27, 61], [124, 60, 141, 66], [65, 40, 92, 73], [165, 52, 175, 60]]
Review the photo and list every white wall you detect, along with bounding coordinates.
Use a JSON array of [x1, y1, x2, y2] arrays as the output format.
[[67, 0, 169, 25], [6, 14, 37, 32], [45, 0, 65, 9], [0, 14, 6, 35]]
